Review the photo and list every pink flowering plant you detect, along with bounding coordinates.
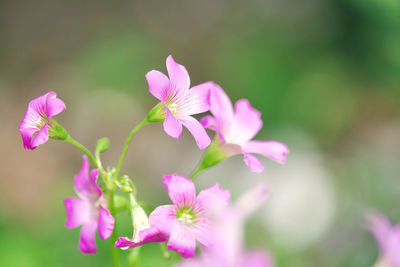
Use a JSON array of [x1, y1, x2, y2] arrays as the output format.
[[19, 55, 288, 266]]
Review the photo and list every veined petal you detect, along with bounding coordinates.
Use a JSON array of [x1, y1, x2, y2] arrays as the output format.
[[98, 205, 114, 240], [20, 128, 37, 150], [163, 109, 183, 139], [64, 197, 92, 229], [79, 221, 98, 254], [167, 224, 196, 258], [176, 82, 211, 116], [243, 140, 288, 164], [243, 153, 264, 173], [149, 205, 177, 236], [146, 70, 170, 101], [209, 83, 234, 121], [180, 116, 211, 150], [166, 55, 190, 102], [195, 183, 230, 214], [163, 174, 196, 207], [74, 156, 101, 201], [115, 227, 167, 249], [20, 92, 50, 130], [31, 123, 49, 148], [46, 92, 66, 117], [192, 217, 213, 248], [231, 99, 262, 144]]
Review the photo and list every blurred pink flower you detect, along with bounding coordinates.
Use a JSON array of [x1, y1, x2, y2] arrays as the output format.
[[146, 55, 212, 149], [149, 174, 230, 258], [178, 184, 274, 267], [64, 156, 114, 254], [201, 84, 289, 173], [367, 212, 400, 267], [19, 91, 66, 150]]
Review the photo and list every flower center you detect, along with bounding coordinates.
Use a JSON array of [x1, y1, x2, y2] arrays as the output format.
[[176, 207, 195, 225], [167, 103, 178, 115], [35, 116, 48, 130]]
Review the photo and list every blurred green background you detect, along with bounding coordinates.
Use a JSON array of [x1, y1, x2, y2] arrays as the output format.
[[1, 0, 400, 266]]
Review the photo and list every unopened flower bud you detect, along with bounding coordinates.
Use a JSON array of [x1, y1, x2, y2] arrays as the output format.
[[146, 102, 166, 123], [96, 137, 110, 153]]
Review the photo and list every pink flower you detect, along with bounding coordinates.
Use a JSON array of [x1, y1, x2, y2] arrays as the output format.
[[149, 174, 230, 258], [19, 91, 66, 150], [201, 84, 289, 173], [367, 212, 400, 267], [178, 184, 274, 267], [146, 55, 212, 149], [64, 156, 115, 254], [115, 195, 167, 249]]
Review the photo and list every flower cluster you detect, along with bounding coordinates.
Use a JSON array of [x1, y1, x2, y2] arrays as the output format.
[[19, 55, 289, 266]]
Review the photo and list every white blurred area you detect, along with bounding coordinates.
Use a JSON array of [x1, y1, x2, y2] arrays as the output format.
[[262, 149, 336, 251]]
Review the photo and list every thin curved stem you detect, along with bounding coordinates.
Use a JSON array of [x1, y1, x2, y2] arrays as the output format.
[[65, 136, 99, 169], [114, 119, 149, 179], [189, 164, 203, 180]]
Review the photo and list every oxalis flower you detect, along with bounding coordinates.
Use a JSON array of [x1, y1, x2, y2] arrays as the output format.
[[178, 184, 274, 267], [64, 156, 115, 254], [115, 194, 167, 249], [200, 84, 289, 173], [146, 55, 212, 149], [19, 91, 66, 150], [149, 174, 230, 258], [366, 212, 400, 267]]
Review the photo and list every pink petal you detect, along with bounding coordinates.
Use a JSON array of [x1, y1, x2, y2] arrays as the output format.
[[146, 70, 170, 101], [243, 153, 264, 173], [30, 123, 49, 148], [97, 205, 115, 240], [195, 183, 230, 213], [232, 99, 262, 144], [115, 237, 135, 249], [177, 82, 211, 116], [23, 92, 50, 123], [163, 108, 183, 139], [167, 224, 196, 258], [20, 128, 37, 150], [46, 92, 66, 117], [79, 221, 98, 254], [149, 205, 177, 236], [64, 197, 92, 229], [209, 83, 234, 122], [74, 156, 101, 201], [139, 226, 167, 243], [192, 218, 213, 248], [115, 227, 167, 249], [243, 141, 289, 164], [163, 174, 196, 207], [244, 251, 274, 267], [366, 212, 393, 252], [19, 103, 44, 131], [166, 55, 190, 101], [200, 115, 217, 131], [180, 116, 211, 149]]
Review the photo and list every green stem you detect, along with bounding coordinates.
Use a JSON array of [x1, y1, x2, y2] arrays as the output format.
[[114, 119, 149, 179], [65, 136, 99, 169], [108, 189, 120, 267], [189, 164, 203, 180]]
